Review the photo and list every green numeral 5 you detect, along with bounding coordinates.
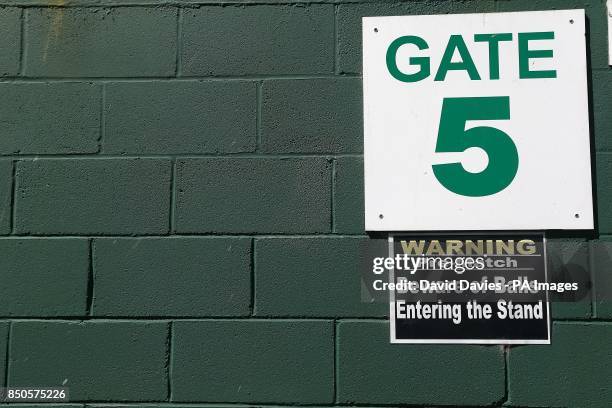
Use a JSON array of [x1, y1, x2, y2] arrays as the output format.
[[432, 96, 519, 197]]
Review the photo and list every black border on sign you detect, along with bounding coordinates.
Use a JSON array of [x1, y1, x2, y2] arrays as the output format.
[[388, 232, 551, 344]]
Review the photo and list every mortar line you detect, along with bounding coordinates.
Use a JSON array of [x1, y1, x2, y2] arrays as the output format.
[[4, 233, 369, 239], [86, 238, 95, 317], [48, 402, 435, 407], [503, 345, 509, 405], [590, 244, 598, 317], [256, 81, 263, 152], [331, 158, 336, 233], [98, 84, 106, 153], [167, 322, 174, 402], [250, 238, 256, 316], [9, 160, 17, 234], [0, 74, 361, 83], [7, 0, 608, 8], [169, 159, 177, 234], [3, 317, 377, 322], [586, 240, 595, 318], [18, 8, 25, 76], [3, 322, 11, 388], [2, 0, 427, 7], [1, 1, 352, 7], [83, 404, 465, 408], [2, 153, 363, 159]]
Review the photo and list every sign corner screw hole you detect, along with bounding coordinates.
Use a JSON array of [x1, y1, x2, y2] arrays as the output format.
[[575, 213, 580, 218], [374, 27, 378, 33], [379, 213, 384, 219], [569, 19, 574, 24]]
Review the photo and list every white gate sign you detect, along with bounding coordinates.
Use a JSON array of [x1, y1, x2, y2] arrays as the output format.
[[363, 10, 593, 231]]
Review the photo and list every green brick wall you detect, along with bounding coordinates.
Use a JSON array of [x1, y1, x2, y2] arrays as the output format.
[[0, 0, 608, 407]]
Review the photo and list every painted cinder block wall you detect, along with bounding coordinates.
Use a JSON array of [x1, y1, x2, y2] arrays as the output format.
[[0, 0, 609, 407]]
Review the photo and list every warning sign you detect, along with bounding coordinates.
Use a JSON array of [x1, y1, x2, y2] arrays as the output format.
[[387, 234, 550, 344]]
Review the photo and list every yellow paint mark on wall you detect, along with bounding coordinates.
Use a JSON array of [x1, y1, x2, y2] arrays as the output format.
[[42, 0, 66, 63]]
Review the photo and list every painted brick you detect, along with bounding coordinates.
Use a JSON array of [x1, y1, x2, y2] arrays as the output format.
[[508, 322, 612, 407], [88, 406, 238, 408], [0, 83, 100, 154], [337, 320, 505, 405], [0, 160, 12, 234], [171, 320, 333, 403], [0, 7, 20, 76], [15, 0, 172, 3], [93, 237, 251, 316], [261, 79, 362, 153], [24, 7, 176, 77], [546, 238, 591, 319], [593, 71, 612, 151], [86, 406, 237, 408], [4, 405, 82, 408], [0, 322, 7, 386], [181, 5, 334, 76], [337, 1, 496, 74], [181, 0, 327, 2], [334, 157, 364, 234], [0, 238, 88, 316], [255, 237, 386, 317], [497, 0, 609, 70], [104, 81, 256, 154], [89, 406, 281, 408], [596, 153, 612, 234], [9, 321, 168, 401], [15, 159, 171, 235], [175, 158, 331, 234], [591, 238, 612, 318]]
